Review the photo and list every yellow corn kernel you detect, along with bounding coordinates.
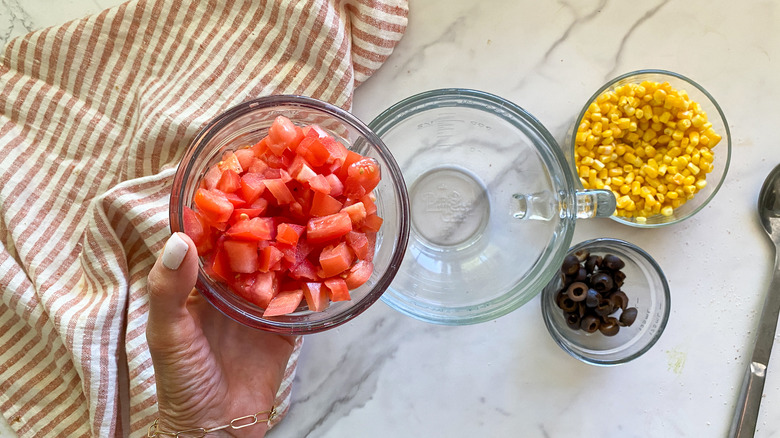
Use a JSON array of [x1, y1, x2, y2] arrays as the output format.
[[689, 131, 700, 147], [597, 145, 614, 155], [642, 165, 659, 179], [695, 179, 708, 190], [598, 168, 609, 179], [616, 195, 632, 209], [672, 173, 685, 185], [677, 118, 691, 130], [611, 176, 625, 186], [631, 181, 641, 195], [581, 156, 595, 166], [683, 175, 696, 186], [666, 191, 679, 200], [700, 134, 710, 146], [593, 159, 605, 170], [691, 114, 707, 128], [659, 111, 672, 124], [578, 166, 590, 178], [661, 206, 674, 216], [687, 162, 701, 175], [636, 216, 647, 224], [608, 167, 623, 177], [619, 184, 631, 195]]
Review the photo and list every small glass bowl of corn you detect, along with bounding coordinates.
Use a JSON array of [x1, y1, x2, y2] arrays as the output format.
[[568, 69, 731, 227]]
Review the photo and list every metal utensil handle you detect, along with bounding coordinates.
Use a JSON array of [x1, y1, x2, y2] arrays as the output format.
[[729, 252, 780, 438]]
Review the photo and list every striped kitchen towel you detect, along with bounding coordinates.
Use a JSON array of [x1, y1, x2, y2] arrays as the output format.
[[0, 0, 407, 437]]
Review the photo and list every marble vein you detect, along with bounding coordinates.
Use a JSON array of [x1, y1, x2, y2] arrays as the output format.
[[542, 0, 609, 63], [0, 0, 35, 47], [605, 0, 671, 79]]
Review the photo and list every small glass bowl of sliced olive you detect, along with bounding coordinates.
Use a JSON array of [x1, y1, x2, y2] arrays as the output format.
[[540, 238, 670, 366]]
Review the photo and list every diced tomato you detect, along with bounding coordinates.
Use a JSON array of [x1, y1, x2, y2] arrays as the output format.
[[249, 197, 269, 210], [209, 242, 232, 282], [234, 148, 256, 170], [320, 137, 348, 165], [290, 259, 318, 281], [246, 271, 277, 308], [218, 151, 243, 174], [345, 231, 369, 260], [279, 168, 292, 183], [204, 165, 222, 190], [263, 289, 304, 317], [302, 282, 329, 312], [338, 150, 363, 179], [345, 260, 373, 289], [307, 174, 331, 194], [223, 192, 246, 207], [365, 232, 377, 262], [223, 240, 259, 274], [217, 169, 241, 193], [259, 245, 284, 272], [251, 137, 269, 157], [361, 194, 377, 215], [277, 223, 305, 246], [225, 217, 273, 241], [319, 242, 354, 278], [264, 179, 294, 205], [303, 124, 328, 138], [343, 158, 379, 198], [267, 116, 304, 156], [296, 137, 330, 167], [342, 202, 366, 226], [326, 174, 344, 197], [306, 211, 352, 244], [310, 191, 343, 217], [324, 277, 350, 302], [230, 206, 267, 223], [248, 157, 269, 174], [239, 173, 266, 204], [362, 214, 383, 233], [194, 188, 234, 224], [182, 206, 212, 254]]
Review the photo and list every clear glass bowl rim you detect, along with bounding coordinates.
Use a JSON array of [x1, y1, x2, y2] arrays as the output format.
[[570, 69, 732, 228], [541, 237, 672, 366], [169, 94, 411, 334]]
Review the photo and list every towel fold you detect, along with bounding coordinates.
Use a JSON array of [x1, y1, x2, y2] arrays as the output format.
[[0, 0, 407, 436]]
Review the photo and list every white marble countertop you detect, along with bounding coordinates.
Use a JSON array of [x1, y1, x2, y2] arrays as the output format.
[[3, 0, 780, 437]]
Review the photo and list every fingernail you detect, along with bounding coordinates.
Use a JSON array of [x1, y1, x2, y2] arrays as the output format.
[[162, 233, 189, 270]]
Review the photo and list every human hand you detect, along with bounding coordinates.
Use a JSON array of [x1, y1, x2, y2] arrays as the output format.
[[146, 232, 296, 437]]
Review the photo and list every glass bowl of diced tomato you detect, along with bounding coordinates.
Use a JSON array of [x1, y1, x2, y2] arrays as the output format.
[[170, 95, 410, 334]]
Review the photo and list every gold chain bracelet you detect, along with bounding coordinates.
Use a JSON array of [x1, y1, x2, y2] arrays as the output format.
[[147, 406, 277, 437]]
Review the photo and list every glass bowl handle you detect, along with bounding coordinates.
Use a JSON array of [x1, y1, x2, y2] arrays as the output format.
[[575, 189, 616, 219], [511, 189, 615, 221]]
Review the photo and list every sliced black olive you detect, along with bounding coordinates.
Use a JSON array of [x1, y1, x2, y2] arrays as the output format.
[[595, 298, 613, 317], [566, 281, 588, 302], [610, 290, 629, 310], [566, 312, 581, 330], [590, 272, 614, 293], [580, 315, 600, 333], [573, 249, 590, 262], [557, 293, 578, 313], [599, 319, 619, 336], [619, 307, 638, 326], [585, 255, 602, 272], [575, 267, 588, 282], [562, 254, 580, 275], [613, 270, 626, 288], [585, 289, 600, 308], [603, 254, 625, 270]]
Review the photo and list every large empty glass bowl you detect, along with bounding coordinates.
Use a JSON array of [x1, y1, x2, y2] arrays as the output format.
[[370, 89, 614, 325]]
